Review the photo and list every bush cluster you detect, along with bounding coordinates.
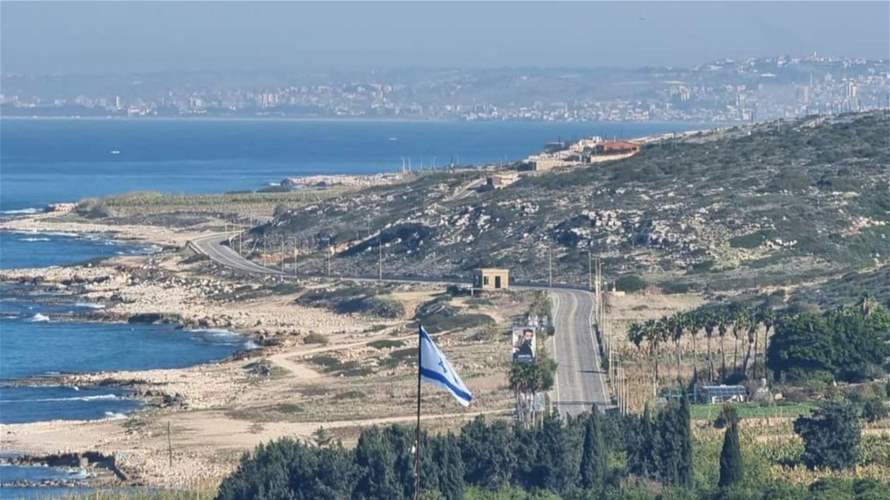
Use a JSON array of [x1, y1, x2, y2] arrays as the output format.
[[767, 301, 890, 384]]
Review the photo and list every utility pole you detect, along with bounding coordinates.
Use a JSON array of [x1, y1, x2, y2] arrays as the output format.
[[614, 358, 621, 412], [621, 369, 630, 415], [608, 319, 613, 385], [378, 241, 383, 281], [167, 421, 173, 468], [548, 245, 553, 288], [588, 250, 593, 291], [594, 257, 601, 329]]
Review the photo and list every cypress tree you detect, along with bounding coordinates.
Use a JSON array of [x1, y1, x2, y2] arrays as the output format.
[[536, 414, 580, 492], [353, 426, 412, 500], [656, 402, 680, 485], [425, 433, 465, 500], [633, 405, 658, 479], [677, 392, 693, 488], [579, 410, 607, 491], [459, 417, 516, 490], [718, 407, 743, 489]]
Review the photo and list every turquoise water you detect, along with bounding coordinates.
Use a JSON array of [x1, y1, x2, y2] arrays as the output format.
[[0, 231, 154, 270], [0, 286, 249, 424]]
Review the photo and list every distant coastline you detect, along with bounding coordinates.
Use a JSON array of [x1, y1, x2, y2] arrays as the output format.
[[0, 114, 728, 127]]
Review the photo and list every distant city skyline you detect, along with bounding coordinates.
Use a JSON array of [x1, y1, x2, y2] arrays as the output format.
[[2, 1, 888, 76], [4, 55, 886, 123]]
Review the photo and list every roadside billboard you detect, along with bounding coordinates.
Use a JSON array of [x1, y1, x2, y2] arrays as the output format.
[[512, 326, 536, 363]]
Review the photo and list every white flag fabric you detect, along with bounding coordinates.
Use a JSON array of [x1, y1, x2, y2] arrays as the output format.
[[419, 325, 473, 407]]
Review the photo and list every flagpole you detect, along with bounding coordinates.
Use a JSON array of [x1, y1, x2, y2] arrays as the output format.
[[414, 325, 422, 500]]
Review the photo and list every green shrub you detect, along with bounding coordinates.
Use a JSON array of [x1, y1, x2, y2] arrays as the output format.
[[615, 275, 647, 293], [336, 296, 405, 319], [75, 197, 112, 218], [303, 332, 329, 345], [861, 398, 889, 423], [794, 402, 862, 470], [728, 230, 775, 249], [368, 339, 406, 349]]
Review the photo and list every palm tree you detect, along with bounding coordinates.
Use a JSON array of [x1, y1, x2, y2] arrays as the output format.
[[757, 306, 777, 380], [685, 311, 703, 382], [716, 306, 730, 381], [742, 306, 760, 378], [628, 321, 645, 350], [666, 314, 685, 383], [701, 308, 719, 382], [645, 319, 665, 396], [729, 304, 747, 377]]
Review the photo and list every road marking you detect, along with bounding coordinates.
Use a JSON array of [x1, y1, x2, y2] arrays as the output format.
[[551, 292, 561, 410], [584, 290, 609, 405]]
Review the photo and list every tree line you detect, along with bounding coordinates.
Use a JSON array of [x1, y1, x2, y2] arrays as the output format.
[[215, 395, 889, 499], [216, 399, 693, 500], [627, 297, 890, 390]]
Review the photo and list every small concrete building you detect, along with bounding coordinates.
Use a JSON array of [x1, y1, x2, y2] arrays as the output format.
[[486, 172, 520, 190], [474, 268, 510, 290]]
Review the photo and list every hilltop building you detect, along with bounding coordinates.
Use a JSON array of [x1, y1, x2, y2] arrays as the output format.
[[486, 172, 520, 189], [526, 137, 640, 171]]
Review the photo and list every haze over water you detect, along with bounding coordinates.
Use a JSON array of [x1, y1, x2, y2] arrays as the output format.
[[1, 118, 694, 211]]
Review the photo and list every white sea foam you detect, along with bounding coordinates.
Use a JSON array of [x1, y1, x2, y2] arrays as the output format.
[[103, 411, 128, 419], [0, 394, 119, 403], [189, 328, 239, 337], [244, 340, 261, 350], [74, 302, 105, 310], [1, 208, 41, 215], [20, 237, 51, 242], [29, 313, 51, 322]]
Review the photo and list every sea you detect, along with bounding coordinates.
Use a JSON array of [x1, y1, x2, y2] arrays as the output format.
[[0, 117, 699, 495]]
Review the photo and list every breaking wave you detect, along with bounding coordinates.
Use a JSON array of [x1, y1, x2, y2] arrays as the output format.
[[1, 208, 41, 215], [0, 394, 120, 403], [74, 302, 105, 309]]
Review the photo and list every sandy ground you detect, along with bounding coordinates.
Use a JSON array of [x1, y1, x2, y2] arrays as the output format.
[[1, 214, 519, 489], [0, 212, 204, 247]]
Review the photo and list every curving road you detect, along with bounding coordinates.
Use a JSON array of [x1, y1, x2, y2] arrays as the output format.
[[190, 233, 285, 276], [189, 232, 610, 416]]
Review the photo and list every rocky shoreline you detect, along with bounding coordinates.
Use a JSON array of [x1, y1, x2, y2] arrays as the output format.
[[1, 450, 126, 488], [0, 215, 377, 489]]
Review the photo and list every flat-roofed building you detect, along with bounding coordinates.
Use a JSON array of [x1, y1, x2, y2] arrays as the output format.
[[474, 268, 510, 290], [486, 172, 520, 189], [594, 141, 640, 156]]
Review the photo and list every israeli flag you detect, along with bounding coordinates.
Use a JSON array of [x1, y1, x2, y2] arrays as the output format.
[[419, 325, 473, 407]]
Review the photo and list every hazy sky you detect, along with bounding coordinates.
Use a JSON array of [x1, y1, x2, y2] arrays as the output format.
[[2, 1, 888, 75]]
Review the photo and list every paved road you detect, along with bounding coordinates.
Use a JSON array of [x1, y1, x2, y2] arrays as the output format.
[[549, 289, 610, 416], [190, 232, 610, 416], [190, 233, 285, 276]]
